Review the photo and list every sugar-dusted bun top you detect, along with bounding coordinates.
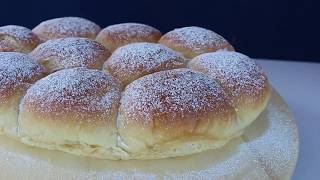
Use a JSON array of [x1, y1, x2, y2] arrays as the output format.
[[159, 26, 234, 58], [96, 23, 162, 52], [29, 38, 111, 73], [118, 68, 238, 152], [21, 68, 121, 123], [189, 51, 269, 107], [103, 42, 186, 87], [120, 69, 233, 126], [0, 25, 40, 53], [32, 17, 101, 42], [0, 52, 47, 102]]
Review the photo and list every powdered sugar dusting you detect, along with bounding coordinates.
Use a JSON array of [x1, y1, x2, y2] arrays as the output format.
[[0, 52, 46, 101], [0, 90, 298, 178], [189, 51, 267, 104], [0, 25, 37, 42], [33, 17, 101, 41], [162, 26, 228, 52], [29, 38, 109, 71], [105, 42, 186, 85], [22, 68, 121, 123], [104, 23, 161, 40], [0, 25, 39, 52], [119, 69, 230, 127]]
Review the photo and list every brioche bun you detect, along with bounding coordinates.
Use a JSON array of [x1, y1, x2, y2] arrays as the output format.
[[117, 69, 242, 159], [0, 25, 40, 53], [103, 42, 186, 87], [32, 17, 101, 42], [159, 26, 234, 58], [29, 38, 110, 73], [18, 68, 127, 159], [0, 52, 47, 138], [188, 51, 270, 128], [96, 23, 162, 52]]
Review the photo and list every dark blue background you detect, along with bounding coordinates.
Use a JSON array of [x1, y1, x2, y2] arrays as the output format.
[[1, 0, 319, 62]]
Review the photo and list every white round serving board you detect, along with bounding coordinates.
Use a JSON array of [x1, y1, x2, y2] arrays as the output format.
[[0, 89, 299, 180]]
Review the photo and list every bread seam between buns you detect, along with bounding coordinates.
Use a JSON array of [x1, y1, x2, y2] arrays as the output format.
[[114, 92, 130, 154]]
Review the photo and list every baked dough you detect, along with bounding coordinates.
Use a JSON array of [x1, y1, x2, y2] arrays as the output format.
[[32, 17, 101, 42], [18, 68, 125, 159], [29, 38, 110, 73], [0, 20, 271, 160], [103, 42, 186, 87], [0, 25, 40, 53], [0, 52, 47, 138], [96, 23, 162, 52], [159, 26, 234, 58]]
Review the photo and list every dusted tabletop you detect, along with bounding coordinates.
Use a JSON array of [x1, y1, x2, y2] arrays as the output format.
[[256, 59, 320, 180]]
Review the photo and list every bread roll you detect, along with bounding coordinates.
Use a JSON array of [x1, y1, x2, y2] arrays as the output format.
[[0, 52, 47, 138], [32, 17, 101, 42], [0, 22, 272, 160], [29, 38, 111, 73], [188, 51, 270, 129], [96, 23, 162, 52], [103, 42, 186, 87], [0, 25, 40, 53], [117, 68, 242, 159], [18, 68, 126, 159], [159, 26, 234, 58]]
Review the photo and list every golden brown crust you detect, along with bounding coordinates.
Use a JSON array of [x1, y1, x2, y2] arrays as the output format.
[[0, 25, 40, 53], [159, 26, 234, 58], [96, 23, 162, 52], [32, 17, 101, 42], [103, 42, 186, 87], [29, 38, 111, 73]]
